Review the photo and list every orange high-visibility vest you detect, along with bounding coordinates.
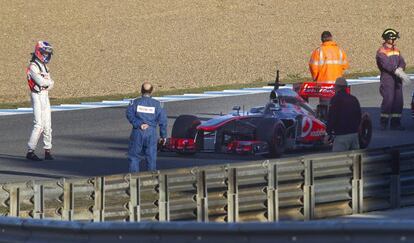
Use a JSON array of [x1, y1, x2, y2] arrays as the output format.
[[309, 41, 349, 83]]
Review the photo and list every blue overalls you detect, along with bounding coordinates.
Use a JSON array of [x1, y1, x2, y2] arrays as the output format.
[[126, 95, 167, 173]]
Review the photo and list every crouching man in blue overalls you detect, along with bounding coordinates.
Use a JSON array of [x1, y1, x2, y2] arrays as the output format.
[[126, 82, 168, 173]]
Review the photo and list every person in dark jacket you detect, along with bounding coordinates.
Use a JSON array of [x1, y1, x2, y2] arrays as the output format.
[[376, 28, 410, 130], [327, 77, 362, 152], [126, 82, 168, 173]]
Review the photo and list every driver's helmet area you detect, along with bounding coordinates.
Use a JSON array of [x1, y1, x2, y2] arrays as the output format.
[[270, 90, 279, 104], [264, 90, 282, 115], [264, 89, 315, 116]]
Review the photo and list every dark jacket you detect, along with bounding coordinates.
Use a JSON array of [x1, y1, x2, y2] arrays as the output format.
[[327, 90, 361, 136]]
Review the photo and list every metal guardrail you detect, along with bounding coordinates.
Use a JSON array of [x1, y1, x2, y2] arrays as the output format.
[[0, 144, 414, 223]]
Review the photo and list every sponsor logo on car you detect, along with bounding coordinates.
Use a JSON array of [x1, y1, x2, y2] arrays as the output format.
[[310, 130, 326, 137]]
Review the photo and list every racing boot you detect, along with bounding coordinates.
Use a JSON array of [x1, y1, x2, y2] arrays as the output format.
[[390, 117, 405, 131], [26, 150, 42, 161], [380, 117, 388, 130], [44, 149, 54, 160]]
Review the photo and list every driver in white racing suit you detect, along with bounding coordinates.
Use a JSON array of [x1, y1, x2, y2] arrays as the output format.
[[26, 41, 55, 161]]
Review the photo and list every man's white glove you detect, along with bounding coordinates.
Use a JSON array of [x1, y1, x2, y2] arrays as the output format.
[[395, 67, 411, 86]]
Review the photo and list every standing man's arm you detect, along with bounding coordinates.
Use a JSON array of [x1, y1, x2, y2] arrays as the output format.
[[395, 53, 411, 85], [327, 98, 338, 135], [157, 105, 168, 139], [46, 76, 54, 91], [340, 48, 349, 71], [126, 101, 144, 129], [355, 97, 362, 126], [309, 48, 320, 81], [376, 52, 397, 74], [29, 63, 51, 87]]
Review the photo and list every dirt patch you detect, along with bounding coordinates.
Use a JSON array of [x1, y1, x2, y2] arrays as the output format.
[[1, 0, 413, 103]]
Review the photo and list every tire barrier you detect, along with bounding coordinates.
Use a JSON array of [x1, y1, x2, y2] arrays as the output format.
[[0, 144, 413, 223]]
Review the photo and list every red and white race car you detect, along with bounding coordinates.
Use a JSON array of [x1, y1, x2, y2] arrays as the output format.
[[163, 72, 372, 157]]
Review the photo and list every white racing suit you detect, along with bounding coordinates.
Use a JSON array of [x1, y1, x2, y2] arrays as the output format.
[[26, 59, 54, 151]]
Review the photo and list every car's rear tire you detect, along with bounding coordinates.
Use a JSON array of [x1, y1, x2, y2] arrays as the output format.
[[171, 115, 201, 155], [358, 112, 372, 149], [256, 118, 286, 158]]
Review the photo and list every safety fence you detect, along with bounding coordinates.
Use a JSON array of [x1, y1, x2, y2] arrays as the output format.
[[0, 144, 413, 223]]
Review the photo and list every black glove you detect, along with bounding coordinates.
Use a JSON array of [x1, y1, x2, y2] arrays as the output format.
[[324, 134, 335, 145], [157, 138, 167, 151], [328, 134, 335, 144], [159, 138, 167, 146]]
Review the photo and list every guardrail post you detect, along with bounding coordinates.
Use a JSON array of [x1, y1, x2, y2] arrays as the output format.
[[390, 149, 401, 209], [158, 174, 170, 221], [267, 163, 279, 222], [196, 170, 209, 222], [62, 180, 74, 221], [9, 187, 20, 217], [226, 168, 239, 222], [129, 175, 141, 222], [303, 159, 314, 220], [93, 177, 105, 222], [352, 154, 363, 214], [33, 184, 44, 219]]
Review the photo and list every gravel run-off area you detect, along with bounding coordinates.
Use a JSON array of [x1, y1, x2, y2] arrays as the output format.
[[1, 0, 413, 103]]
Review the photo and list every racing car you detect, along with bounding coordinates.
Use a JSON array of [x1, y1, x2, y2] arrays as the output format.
[[163, 71, 372, 157]]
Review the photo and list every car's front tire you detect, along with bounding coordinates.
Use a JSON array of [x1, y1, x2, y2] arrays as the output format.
[[256, 118, 286, 158]]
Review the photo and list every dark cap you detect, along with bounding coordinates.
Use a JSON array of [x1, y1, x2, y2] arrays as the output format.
[[321, 31, 332, 42], [335, 77, 348, 87]]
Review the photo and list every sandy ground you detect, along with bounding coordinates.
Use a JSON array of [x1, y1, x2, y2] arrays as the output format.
[[1, 0, 413, 103]]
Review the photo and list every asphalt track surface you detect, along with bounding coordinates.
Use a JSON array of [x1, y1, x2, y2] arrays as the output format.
[[1, 82, 414, 183]]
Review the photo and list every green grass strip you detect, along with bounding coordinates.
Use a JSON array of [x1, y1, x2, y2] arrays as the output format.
[[1, 67, 413, 109]]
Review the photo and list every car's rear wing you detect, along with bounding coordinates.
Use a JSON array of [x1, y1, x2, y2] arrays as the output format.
[[298, 82, 350, 100]]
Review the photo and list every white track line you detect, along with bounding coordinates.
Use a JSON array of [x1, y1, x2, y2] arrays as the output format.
[[0, 75, 408, 116]]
